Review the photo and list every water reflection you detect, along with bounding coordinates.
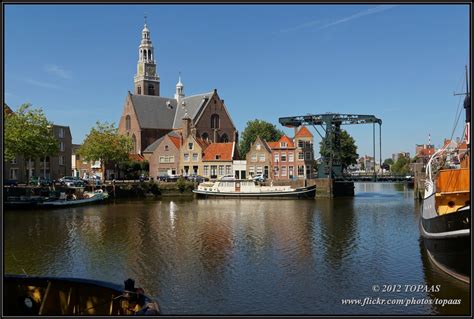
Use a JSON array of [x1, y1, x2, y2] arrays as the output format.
[[4, 183, 470, 315]]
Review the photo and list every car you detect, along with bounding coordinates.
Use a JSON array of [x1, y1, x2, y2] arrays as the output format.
[[220, 175, 236, 181], [29, 176, 53, 186], [59, 176, 85, 187], [158, 174, 179, 182], [188, 174, 209, 183], [252, 174, 265, 182]]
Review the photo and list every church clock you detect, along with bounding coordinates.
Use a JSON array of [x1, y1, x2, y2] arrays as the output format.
[[146, 65, 155, 77]]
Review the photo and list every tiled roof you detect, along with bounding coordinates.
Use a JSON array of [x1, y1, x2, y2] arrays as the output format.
[[202, 142, 234, 161], [195, 137, 210, 151], [169, 134, 181, 149], [268, 135, 295, 149], [295, 126, 313, 138], [172, 92, 214, 128], [143, 131, 181, 153], [129, 153, 145, 162]]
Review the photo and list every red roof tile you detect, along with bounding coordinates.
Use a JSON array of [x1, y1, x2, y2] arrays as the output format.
[[267, 135, 295, 149], [202, 143, 234, 161], [129, 153, 145, 162], [169, 135, 181, 149], [295, 126, 313, 138]]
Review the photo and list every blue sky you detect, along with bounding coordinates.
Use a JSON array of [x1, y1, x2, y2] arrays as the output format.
[[4, 4, 470, 160]]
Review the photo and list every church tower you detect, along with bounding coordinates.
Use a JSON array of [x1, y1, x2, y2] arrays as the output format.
[[134, 19, 160, 96]]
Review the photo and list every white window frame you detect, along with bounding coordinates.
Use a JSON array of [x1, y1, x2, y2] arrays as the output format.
[[192, 153, 198, 162], [251, 154, 257, 162], [59, 127, 64, 138], [259, 154, 265, 162], [204, 165, 209, 176], [281, 166, 287, 176], [281, 153, 287, 162], [184, 153, 190, 162], [225, 165, 232, 175], [289, 153, 294, 162], [274, 153, 279, 162]]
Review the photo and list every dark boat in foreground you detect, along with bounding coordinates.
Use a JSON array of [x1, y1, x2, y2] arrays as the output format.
[[193, 180, 316, 199], [420, 67, 471, 283], [4, 275, 160, 315]]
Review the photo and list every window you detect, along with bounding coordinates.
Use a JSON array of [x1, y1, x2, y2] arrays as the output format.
[[125, 115, 131, 130], [211, 114, 220, 129], [249, 166, 255, 176], [184, 153, 189, 162], [60, 141, 64, 152], [218, 165, 224, 176], [298, 140, 304, 148], [59, 128, 64, 138], [256, 166, 263, 175], [226, 165, 232, 175], [289, 153, 294, 162], [204, 165, 209, 176], [281, 166, 287, 176], [215, 155, 221, 160], [59, 156, 64, 165], [305, 152, 311, 160], [274, 166, 279, 177], [289, 166, 294, 177], [256, 143, 261, 150], [281, 142, 287, 148], [192, 153, 198, 162], [274, 153, 279, 162], [188, 142, 194, 150], [259, 154, 265, 162], [221, 134, 229, 143], [159, 156, 165, 163], [10, 168, 18, 180], [148, 84, 155, 95], [137, 86, 142, 94], [298, 152, 304, 160], [10, 157, 17, 164], [169, 156, 175, 163], [165, 145, 169, 151], [298, 166, 305, 176], [251, 154, 257, 162], [132, 134, 137, 154], [281, 153, 287, 162]]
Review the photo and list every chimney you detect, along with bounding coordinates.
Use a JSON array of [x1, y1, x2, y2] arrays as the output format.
[[182, 117, 191, 139]]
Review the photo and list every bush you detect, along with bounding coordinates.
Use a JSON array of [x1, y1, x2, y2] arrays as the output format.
[[176, 177, 186, 193], [149, 182, 161, 195]]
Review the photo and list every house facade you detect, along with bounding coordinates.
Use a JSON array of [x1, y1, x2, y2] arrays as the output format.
[[246, 136, 272, 178], [202, 142, 238, 179], [143, 131, 181, 178], [4, 124, 72, 183]]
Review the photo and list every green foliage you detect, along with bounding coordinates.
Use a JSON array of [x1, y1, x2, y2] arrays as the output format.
[[140, 160, 149, 172], [149, 182, 161, 195], [176, 177, 186, 192], [391, 156, 410, 174], [4, 103, 59, 162], [383, 158, 394, 166], [78, 122, 132, 181], [319, 129, 358, 170], [239, 119, 284, 158]]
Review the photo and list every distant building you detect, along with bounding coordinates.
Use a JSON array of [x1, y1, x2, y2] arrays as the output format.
[[358, 155, 375, 172], [4, 125, 72, 183], [392, 152, 410, 163], [414, 144, 435, 166]]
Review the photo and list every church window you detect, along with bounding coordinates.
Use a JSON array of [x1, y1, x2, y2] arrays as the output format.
[[126, 115, 131, 130], [132, 134, 137, 154], [148, 50, 151, 60], [211, 114, 220, 129], [148, 85, 155, 95], [221, 134, 229, 143], [137, 86, 142, 94], [202, 132, 209, 140]]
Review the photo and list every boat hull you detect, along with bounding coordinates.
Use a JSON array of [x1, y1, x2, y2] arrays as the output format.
[[420, 206, 470, 282], [3, 275, 159, 315], [193, 185, 316, 199]]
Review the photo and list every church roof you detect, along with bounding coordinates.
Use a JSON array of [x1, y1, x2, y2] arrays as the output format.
[[129, 91, 214, 130], [172, 92, 214, 128], [130, 94, 178, 129]]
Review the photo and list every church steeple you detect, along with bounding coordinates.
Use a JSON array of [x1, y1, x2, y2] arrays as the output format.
[[134, 17, 160, 96], [175, 73, 185, 100]]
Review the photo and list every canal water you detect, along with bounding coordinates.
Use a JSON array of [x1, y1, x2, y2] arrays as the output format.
[[4, 183, 470, 315]]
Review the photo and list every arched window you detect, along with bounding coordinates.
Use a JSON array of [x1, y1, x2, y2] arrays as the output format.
[[126, 115, 131, 130], [165, 145, 169, 151], [148, 84, 155, 95], [144, 49, 147, 61], [221, 134, 229, 143], [201, 132, 209, 140], [132, 134, 137, 154], [137, 86, 142, 94], [211, 114, 220, 129], [148, 50, 151, 60]]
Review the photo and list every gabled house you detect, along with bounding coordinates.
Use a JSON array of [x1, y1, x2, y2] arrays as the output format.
[[143, 131, 181, 178], [202, 142, 239, 179], [246, 136, 272, 178]]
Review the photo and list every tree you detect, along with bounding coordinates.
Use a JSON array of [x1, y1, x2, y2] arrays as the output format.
[[4, 103, 59, 180], [239, 119, 284, 157], [391, 156, 410, 174], [78, 122, 132, 182], [319, 129, 358, 170]]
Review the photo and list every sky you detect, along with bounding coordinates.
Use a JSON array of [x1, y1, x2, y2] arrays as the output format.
[[4, 4, 470, 160]]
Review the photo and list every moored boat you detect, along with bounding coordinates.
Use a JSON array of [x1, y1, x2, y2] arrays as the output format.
[[40, 189, 109, 207], [420, 67, 471, 283], [193, 179, 316, 198], [3, 275, 160, 315]]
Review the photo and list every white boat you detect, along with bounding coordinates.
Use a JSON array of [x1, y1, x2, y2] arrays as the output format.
[[40, 190, 109, 207], [193, 180, 316, 198]]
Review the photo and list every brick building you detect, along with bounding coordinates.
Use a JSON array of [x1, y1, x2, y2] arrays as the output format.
[[118, 22, 237, 156]]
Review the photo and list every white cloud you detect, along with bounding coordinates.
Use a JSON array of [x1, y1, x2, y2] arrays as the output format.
[[44, 64, 72, 79], [318, 5, 398, 30], [26, 79, 60, 89]]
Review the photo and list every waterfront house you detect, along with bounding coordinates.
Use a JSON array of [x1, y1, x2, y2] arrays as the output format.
[[143, 131, 181, 178], [246, 136, 272, 178], [202, 142, 239, 179]]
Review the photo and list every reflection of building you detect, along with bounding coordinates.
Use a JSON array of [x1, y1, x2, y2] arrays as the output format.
[[4, 123, 72, 183], [118, 22, 237, 156]]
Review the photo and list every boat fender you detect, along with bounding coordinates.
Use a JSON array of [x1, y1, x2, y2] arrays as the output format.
[[96, 189, 103, 193], [18, 296, 38, 315]]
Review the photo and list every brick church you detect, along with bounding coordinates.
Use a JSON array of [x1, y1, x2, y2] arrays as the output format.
[[118, 21, 238, 158]]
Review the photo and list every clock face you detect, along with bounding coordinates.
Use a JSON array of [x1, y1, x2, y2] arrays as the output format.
[[146, 66, 155, 76]]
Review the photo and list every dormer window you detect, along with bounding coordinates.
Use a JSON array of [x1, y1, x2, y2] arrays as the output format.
[[215, 155, 221, 160], [281, 142, 287, 148], [188, 142, 194, 150]]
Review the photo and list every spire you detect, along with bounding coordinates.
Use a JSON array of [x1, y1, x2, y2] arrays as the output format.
[[134, 18, 160, 96], [175, 72, 185, 100]]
